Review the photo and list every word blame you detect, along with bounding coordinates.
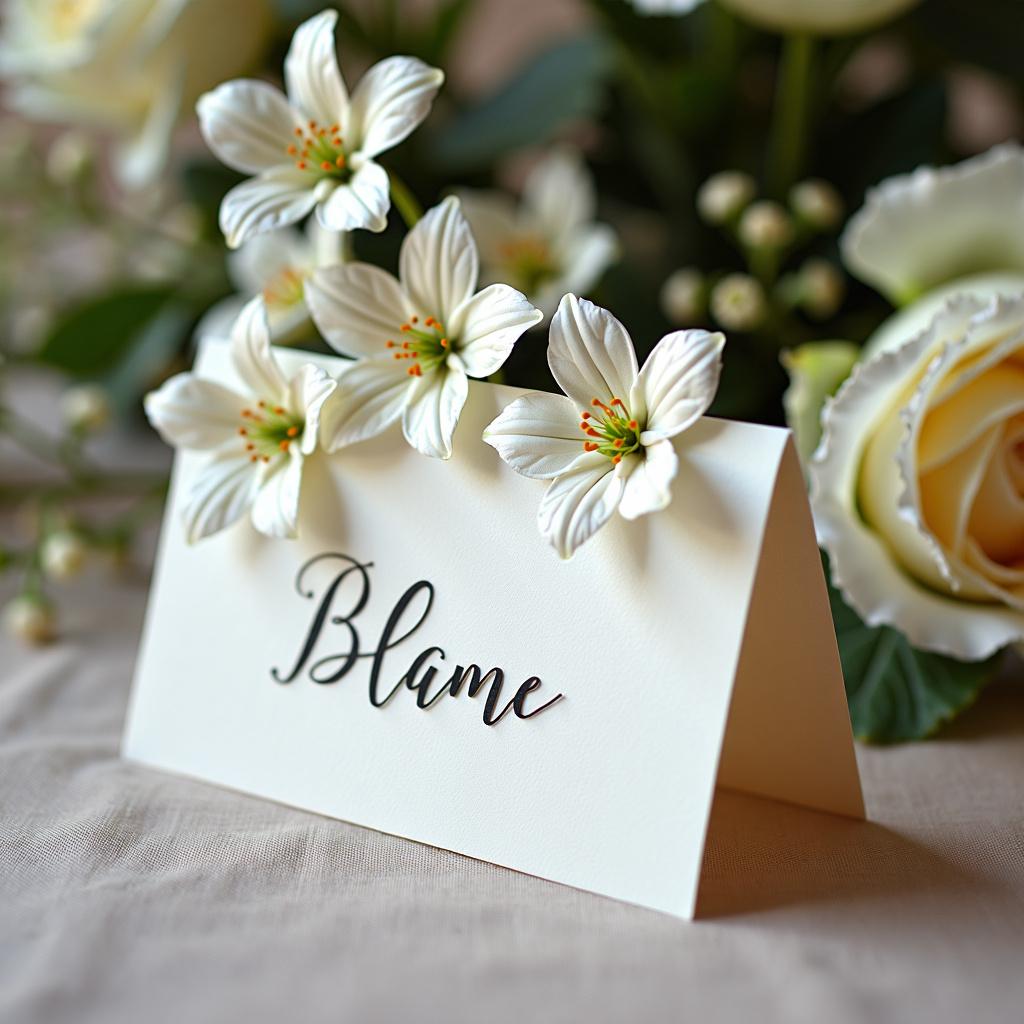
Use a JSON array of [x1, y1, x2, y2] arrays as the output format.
[[272, 553, 564, 726]]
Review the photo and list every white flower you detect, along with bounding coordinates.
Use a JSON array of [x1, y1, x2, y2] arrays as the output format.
[[455, 148, 618, 318], [842, 143, 1024, 305], [710, 273, 766, 331], [738, 200, 793, 249], [717, 0, 920, 35], [660, 267, 705, 325], [790, 178, 843, 231], [696, 170, 756, 224], [198, 218, 345, 343], [810, 284, 1024, 660], [60, 383, 110, 433], [0, 0, 273, 188], [144, 296, 336, 543], [41, 531, 88, 580], [306, 196, 543, 460], [197, 8, 443, 248], [484, 294, 724, 559], [3, 594, 55, 646]]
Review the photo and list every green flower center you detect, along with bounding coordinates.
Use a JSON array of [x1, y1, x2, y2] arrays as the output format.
[[238, 400, 304, 463], [500, 236, 558, 295], [579, 397, 641, 464], [385, 315, 453, 378], [285, 119, 351, 182]]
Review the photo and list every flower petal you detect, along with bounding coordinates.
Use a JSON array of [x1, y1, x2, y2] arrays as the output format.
[[144, 373, 247, 450], [306, 262, 411, 358], [451, 283, 542, 378], [554, 224, 619, 302], [483, 391, 590, 479], [548, 294, 639, 410], [230, 296, 288, 400], [250, 448, 304, 540], [348, 55, 444, 159], [197, 80, 297, 175], [401, 365, 469, 460], [319, 356, 409, 451], [523, 148, 594, 249], [633, 329, 725, 443], [316, 158, 390, 233], [228, 224, 311, 295], [286, 364, 337, 455], [454, 189, 520, 270], [400, 196, 478, 321], [181, 450, 259, 544], [841, 143, 1024, 303], [781, 341, 860, 466], [283, 9, 348, 125], [537, 455, 624, 559], [618, 439, 678, 520], [219, 168, 317, 249]]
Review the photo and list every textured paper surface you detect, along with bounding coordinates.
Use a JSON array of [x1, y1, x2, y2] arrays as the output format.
[[123, 340, 862, 919]]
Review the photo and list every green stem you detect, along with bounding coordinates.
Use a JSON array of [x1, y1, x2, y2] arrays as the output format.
[[388, 171, 423, 229], [768, 33, 815, 199]]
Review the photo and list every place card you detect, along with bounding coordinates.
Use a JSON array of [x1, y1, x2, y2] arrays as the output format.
[[123, 339, 864, 919]]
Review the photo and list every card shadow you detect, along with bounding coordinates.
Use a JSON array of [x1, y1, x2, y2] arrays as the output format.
[[694, 787, 976, 919]]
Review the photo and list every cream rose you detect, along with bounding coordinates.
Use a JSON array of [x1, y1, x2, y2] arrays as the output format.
[[810, 273, 1024, 660], [0, 0, 272, 188]]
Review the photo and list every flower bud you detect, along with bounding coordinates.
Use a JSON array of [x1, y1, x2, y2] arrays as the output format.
[[660, 267, 705, 324], [46, 131, 94, 187], [3, 594, 56, 646], [738, 201, 794, 249], [60, 384, 111, 434], [710, 273, 767, 331], [41, 531, 88, 581], [799, 258, 846, 319], [790, 179, 844, 231], [697, 171, 756, 224]]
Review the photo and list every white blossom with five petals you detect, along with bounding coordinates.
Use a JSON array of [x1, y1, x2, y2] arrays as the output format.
[[306, 196, 543, 459], [144, 296, 336, 543], [484, 295, 724, 558], [196, 8, 443, 248]]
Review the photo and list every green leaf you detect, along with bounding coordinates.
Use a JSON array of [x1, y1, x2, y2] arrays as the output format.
[[432, 33, 613, 171], [37, 288, 178, 378], [826, 564, 999, 743]]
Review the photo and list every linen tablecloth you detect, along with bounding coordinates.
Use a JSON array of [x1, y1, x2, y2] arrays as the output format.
[[2, 562, 1023, 1024]]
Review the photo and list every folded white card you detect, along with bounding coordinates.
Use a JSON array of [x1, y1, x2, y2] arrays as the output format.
[[124, 339, 863, 919]]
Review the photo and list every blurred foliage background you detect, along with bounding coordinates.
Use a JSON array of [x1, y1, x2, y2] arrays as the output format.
[[4, 0, 1022, 422]]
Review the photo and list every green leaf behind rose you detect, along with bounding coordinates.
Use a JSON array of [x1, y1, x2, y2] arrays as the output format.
[[826, 562, 1002, 742]]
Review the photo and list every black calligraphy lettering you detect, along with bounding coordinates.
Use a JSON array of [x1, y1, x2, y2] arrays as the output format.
[[271, 553, 565, 726]]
